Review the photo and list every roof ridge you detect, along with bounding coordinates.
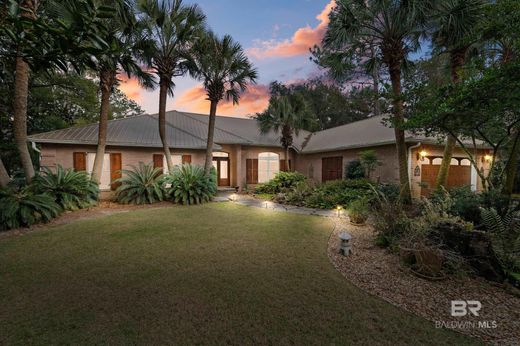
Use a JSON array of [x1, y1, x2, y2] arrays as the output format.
[[177, 111, 253, 144], [311, 115, 386, 136]]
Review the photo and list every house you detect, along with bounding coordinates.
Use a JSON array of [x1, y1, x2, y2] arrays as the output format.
[[28, 111, 491, 198]]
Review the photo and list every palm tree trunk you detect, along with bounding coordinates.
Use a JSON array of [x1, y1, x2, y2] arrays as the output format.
[[503, 129, 520, 196], [13, 55, 35, 183], [435, 49, 466, 190], [0, 157, 10, 187], [204, 100, 218, 175], [13, 0, 38, 184], [285, 146, 291, 172], [91, 70, 116, 184], [159, 76, 174, 172], [388, 61, 411, 203]]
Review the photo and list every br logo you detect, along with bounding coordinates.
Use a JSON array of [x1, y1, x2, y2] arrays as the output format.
[[451, 300, 482, 317]]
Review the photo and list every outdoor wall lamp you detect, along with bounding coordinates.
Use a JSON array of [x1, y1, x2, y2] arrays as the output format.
[[417, 150, 428, 161], [484, 154, 492, 162]]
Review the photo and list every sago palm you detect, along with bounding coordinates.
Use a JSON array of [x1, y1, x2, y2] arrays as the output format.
[[188, 31, 257, 175], [432, 0, 486, 190], [322, 0, 433, 202], [255, 94, 315, 172], [91, 0, 154, 184], [137, 0, 206, 172]]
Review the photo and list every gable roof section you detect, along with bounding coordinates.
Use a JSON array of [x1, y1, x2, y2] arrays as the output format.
[[28, 114, 218, 150]]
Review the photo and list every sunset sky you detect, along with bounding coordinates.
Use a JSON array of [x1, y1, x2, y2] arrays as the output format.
[[119, 0, 336, 118]]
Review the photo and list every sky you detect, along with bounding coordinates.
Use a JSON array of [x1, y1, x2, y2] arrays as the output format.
[[119, 0, 336, 118]]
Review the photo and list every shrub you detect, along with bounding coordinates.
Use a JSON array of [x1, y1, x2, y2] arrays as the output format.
[[0, 186, 60, 230], [255, 171, 307, 194], [371, 187, 411, 249], [349, 198, 370, 224], [115, 162, 165, 205], [345, 160, 364, 179], [445, 187, 482, 226], [164, 165, 217, 205], [304, 179, 372, 209], [33, 165, 98, 210]]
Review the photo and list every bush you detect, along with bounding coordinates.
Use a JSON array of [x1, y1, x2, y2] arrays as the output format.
[[445, 187, 482, 226], [33, 165, 98, 210], [115, 162, 165, 205], [255, 171, 307, 194], [164, 165, 217, 205], [345, 160, 364, 179], [0, 186, 60, 230], [349, 198, 370, 224], [304, 179, 372, 209]]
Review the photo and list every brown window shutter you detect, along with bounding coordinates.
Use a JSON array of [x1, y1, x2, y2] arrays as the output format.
[[73, 152, 86, 171], [322, 157, 343, 182], [153, 154, 163, 169], [182, 155, 192, 164], [110, 153, 122, 191], [246, 159, 258, 184]]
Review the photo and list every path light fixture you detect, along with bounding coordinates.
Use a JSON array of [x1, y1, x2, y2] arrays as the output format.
[[336, 205, 342, 218]]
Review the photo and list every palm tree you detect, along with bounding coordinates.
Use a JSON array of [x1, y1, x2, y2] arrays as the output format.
[[255, 94, 315, 172], [189, 32, 258, 175], [323, 0, 433, 202], [137, 0, 206, 172], [432, 0, 486, 190], [90, 1, 154, 184]]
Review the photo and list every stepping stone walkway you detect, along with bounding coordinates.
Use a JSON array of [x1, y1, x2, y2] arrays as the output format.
[[214, 191, 346, 218]]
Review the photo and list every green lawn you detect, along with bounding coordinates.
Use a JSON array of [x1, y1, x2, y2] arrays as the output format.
[[0, 203, 476, 345]]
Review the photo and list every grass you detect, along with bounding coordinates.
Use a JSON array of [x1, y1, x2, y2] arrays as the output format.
[[254, 193, 274, 200], [0, 203, 476, 345]]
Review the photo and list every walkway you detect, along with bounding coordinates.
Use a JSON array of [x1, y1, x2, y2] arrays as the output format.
[[214, 191, 344, 218]]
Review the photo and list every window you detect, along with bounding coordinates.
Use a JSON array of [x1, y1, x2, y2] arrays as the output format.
[[258, 152, 280, 183], [213, 152, 229, 158]]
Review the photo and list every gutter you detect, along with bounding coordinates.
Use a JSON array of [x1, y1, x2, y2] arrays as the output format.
[[408, 142, 421, 188], [31, 142, 41, 170]]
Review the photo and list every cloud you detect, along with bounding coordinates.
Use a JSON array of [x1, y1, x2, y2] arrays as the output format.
[[118, 75, 142, 102], [173, 84, 270, 117], [247, 1, 335, 59]]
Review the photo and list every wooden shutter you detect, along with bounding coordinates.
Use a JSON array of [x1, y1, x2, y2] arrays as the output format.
[[182, 155, 192, 164], [322, 157, 343, 182], [73, 152, 86, 171], [246, 159, 258, 184], [153, 154, 163, 169], [280, 159, 291, 172], [110, 153, 122, 191]]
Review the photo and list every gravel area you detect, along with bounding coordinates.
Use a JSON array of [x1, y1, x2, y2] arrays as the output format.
[[328, 220, 520, 345]]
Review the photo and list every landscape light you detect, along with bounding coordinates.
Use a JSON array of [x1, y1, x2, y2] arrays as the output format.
[[336, 205, 342, 217]]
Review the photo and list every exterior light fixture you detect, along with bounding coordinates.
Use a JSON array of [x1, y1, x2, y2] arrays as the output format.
[[419, 150, 428, 160], [484, 154, 492, 162], [336, 205, 342, 217]]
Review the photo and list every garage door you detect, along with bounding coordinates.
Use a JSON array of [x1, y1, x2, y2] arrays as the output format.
[[421, 164, 471, 196]]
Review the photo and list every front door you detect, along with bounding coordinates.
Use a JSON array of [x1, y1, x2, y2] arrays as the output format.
[[213, 157, 230, 187]]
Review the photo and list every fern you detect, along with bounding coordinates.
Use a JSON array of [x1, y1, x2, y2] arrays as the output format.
[[164, 165, 217, 205], [481, 208, 520, 273], [0, 186, 61, 230], [33, 165, 98, 211], [115, 162, 165, 205]]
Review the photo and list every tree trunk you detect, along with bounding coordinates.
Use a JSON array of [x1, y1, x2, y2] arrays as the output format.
[[388, 61, 411, 203], [13, 0, 38, 184], [91, 70, 116, 184], [371, 45, 380, 116], [435, 49, 466, 190], [159, 76, 174, 172], [13, 55, 35, 183], [204, 100, 218, 175], [285, 146, 291, 172], [0, 157, 10, 188], [503, 129, 520, 196]]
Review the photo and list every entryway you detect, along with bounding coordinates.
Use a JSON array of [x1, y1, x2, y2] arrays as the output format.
[[212, 152, 230, 187], [421, 157, 471, 196]]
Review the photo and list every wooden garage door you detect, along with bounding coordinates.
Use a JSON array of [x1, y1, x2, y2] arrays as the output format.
[[421, 164, 471, 196], [322, 157, 343, 182]]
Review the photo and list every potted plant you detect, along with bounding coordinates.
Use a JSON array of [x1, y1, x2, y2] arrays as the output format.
[[348, 198, 370, 225]]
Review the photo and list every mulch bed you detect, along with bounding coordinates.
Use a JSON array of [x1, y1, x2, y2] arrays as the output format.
[[328, 220, 520, 345], [0, 201, 172, 239]]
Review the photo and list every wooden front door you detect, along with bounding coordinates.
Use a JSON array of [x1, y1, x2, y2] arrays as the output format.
[[421, 163, 471, 196], [110, 153, 122, 191], [322, 157, 343, 182], [213, 157, 230, 187]]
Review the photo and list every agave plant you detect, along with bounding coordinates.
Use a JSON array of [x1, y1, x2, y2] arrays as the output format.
[[0, 186, 61, 230], [164, 164, 216, 205], [481, 208, 520, 274], [115, 162, 165, 205], [33, 165, 99, 211]]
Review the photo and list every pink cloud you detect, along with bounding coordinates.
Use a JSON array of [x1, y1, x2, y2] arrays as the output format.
[[118, 75, 142, 102], [247, 1, 335, 59], [174, 84, 270, 117]]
